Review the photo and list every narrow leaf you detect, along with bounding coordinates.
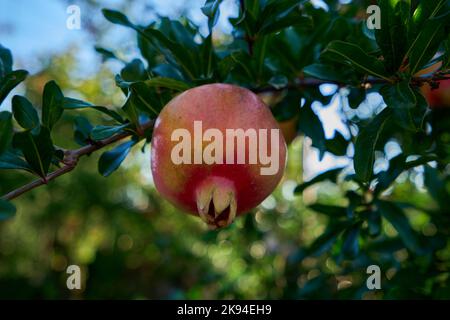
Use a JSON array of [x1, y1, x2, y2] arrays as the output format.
[[295, 167, 343, 194], [143, 77, 191, 91], [377, 200, 424, 254], [102, 9, 135, 28], [322, 41, 391, 81], [354, 108, 391, 182], [90, 124, 129, 141], [63, 97, 125, 123]]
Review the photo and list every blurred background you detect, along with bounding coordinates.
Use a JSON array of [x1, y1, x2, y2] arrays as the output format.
[[0, 0, 449, 299]]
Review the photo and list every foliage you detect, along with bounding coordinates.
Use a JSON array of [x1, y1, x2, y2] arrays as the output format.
[[0, 0, 450, 299]]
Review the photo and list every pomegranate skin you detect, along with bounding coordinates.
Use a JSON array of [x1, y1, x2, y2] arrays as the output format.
[[420, 79, 450, 109], [151, 83, 287, 228]]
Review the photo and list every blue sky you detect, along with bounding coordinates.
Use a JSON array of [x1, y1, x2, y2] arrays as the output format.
[[0, 0, 237, 73]]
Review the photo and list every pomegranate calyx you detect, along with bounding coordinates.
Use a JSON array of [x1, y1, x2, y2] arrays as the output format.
[[196, 177, 237, 229]]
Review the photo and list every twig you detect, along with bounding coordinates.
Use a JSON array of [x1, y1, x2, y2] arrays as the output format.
[[253, 75, 443, 93], [2, 120, 154, 201]]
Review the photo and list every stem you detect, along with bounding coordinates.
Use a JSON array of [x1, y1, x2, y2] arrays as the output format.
[[2, 120, 154, 201], [253, 74, 444, 93], [254, 77, 386, 93]]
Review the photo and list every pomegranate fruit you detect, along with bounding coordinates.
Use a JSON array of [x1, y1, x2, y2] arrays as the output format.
[[151, 83, 287, 229], [415, 61, 450, 109], [420, 78, 450, 109]]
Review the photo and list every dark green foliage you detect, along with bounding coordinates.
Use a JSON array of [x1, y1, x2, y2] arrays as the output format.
[[0, 0, 449, 299]]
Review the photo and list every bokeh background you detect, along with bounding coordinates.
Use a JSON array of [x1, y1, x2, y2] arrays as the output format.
[[0, 0, 449, 299]]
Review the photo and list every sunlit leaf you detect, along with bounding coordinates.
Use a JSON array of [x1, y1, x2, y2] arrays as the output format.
[[354, 108, 392, 182]]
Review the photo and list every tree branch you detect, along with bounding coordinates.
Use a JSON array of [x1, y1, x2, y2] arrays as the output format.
[[1, 120, 154, 201], [253, 74, 450, 93]]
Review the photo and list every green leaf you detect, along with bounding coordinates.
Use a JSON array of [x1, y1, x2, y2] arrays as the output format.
[[102, 9, 135, 28], [63, 97, 93, 109], [0, 70, 28, 105], [138, 25, 198, 80], [143, 77, 191, 91], [0, 150, 32, 171], [354, 108, 392, 182], [377, 200, 424, 254], [201, 0, 222, 31], [268, 75, 288, 89], [307, 221, 350, 257], [325, 132, 348, 156], [0, 59, 4, 80], [303, 63, 352, 83], [121, 59, 147, 82], [13, 127, 54, 178], [258, 6, 312, 36], [98, 139, 136, 177], [122, 93, 141, 126], [42, 81, 64, 130], [94, 46, 120, 61], [410, 0, 448, 33], [73, 116, 93, 146], [298, 103, 326, 159], [128, 83, 159, 117], [295, 167, 343, 194], [407, 0, 449, 72], [368, 209, 381, 237], [424, 165, 447, 206], [322, 41, 391, 81], [0, 111, 13, 154], [375, 0, 410, 72], [347, 87, 366, 109], [341, 223, 361, 258], [90, 124, 129, 141], [374, 154, 406, 195], [380, 81, 426, 131], [308, 204, 348, 217], [0, 199, 16, 221], [0, 45, 13, 75], [407, 10, 449, 74], [12, 95, 39, 130], [63, 97, 125, 123]]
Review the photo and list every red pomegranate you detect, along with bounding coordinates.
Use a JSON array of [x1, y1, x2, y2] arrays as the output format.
[[420, 78, 450, 109], [151, 84, 287, 229]]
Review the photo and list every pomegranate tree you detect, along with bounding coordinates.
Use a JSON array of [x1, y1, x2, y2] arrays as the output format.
[[151, 84, 287, 229]]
